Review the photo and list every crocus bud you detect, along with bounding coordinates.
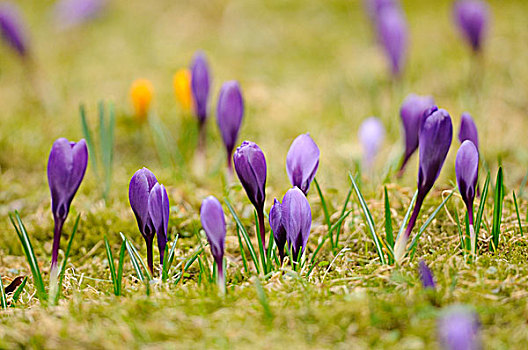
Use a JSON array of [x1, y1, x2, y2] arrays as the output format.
[[286, 133, 320, 195], [269, 198, 286, 263], [364, 0, 398, 24], [358, 117, 385, 171], [47, 138, 88, 270], [217, 81, 244, 170], [418, 260, 435, 289], [190, 51, 211, 124], [376, 6, 408, 76], [0, 2, 29, 57], [458, 112, 479, 149], [53, 0, 105, 29], [438, 306, 481, 350], [456, 140, 479, 218], [282, 187, 312, 262], [453, 0, 489, 52], [130, 79, 154, 122], [148, 183, 170, 264], [399, 94, 435, 174], [200, 196, 226, 290], [173, 68, 193, 113]]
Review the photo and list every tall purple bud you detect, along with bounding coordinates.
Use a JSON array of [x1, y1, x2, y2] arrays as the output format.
[[286, 133, 320, 195], [376, 6, 408, 76], [364, 0, 398, 24], [358, 117, 385, 171], [148, 183, 170, 264], [453, 0, 489, 53], [418, 260, 436, 290], [456, 140, 479, 254], [217, 80, 244, 173], [190, 51, 211, 168], [200, 196, 226, 293], [458, 112, 479, 149], [0, 2, 29, 57], [47, 138, 88, 271], [233, 141, 267, 246], [53, 0, 105, 30], [269, 198, 286, 263], [438, 306, 481, 350], [394, 106, 452, 262], [398, 94, 435, 175], [282, 187, 312, 262]]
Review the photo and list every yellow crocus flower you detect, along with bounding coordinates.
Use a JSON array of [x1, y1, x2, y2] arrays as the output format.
[[173, 69, 193, 113], [130, 79, 154, 121]]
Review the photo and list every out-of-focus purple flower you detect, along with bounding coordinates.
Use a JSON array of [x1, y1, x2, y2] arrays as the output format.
[[281, 187, 311, 261], [217, 80, 244, 169], [418, 260, 435, 289], [455, 140, 479, 221], [269, 198, 286, 263], [148, 183, 170, 264], [200, 195, 226, 290], [399, 94, 435, 174], [438, 305, 481, 350], [0, 2, 29, 57], [47, 138, 88, 270], [458, 113, 479, 150], [453, 0, 489, 52], [190, 51, 211, 124], [358, 117, 385, 170], [53, 0, 105, 29], [376, 6, 408, 76], [129, 167, 170, 274], [394, 106, 452, 262], [286, 133, 320, 195], [364, 0, 398, 23]]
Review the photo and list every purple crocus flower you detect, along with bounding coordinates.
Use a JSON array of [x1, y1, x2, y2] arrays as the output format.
[[376, 6, 408, 76], [458, 112, 479, 149], [190, 51, 211, 125], [269, 198, 286, 263], [217, 80, 244, 172], [286, 133, 320, 195], [0, 2, 29, 57], [47, 138, 88, 271], [418, 260, 435, 289], [129, 167, 169, 274], [200, 196, 226, 292], [358, 117, 385, 171], [53, 0, 105, 29], [394, 106, 452, 262], [364, 0, 398, 24], [438, 306, 481, 350], [456, 140, 479, 254], [398, 94, 435, 175], [453, 0, 489, 52], [281, 187, 312, 262], [233, 141, 267, 246]]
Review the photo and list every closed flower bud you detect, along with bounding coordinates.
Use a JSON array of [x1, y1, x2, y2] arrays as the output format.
[[130, 79, 154, 122], [0, 2, 29, 57], [286, 133, 320, 195], [217, 81, 244, 169], [358, 117, 385, 171], [148, 183, 170, 264], [282, 187, 311, 261], [47, 138, 88, 270], [453, 0, 489, 52], [190, 51, 211, 124], [455, 140, 479, 218], [173, 68, 193, 113], [418, 260, 435, 289], [438, 306, 481, 350], [200, 196, 226, 289], [458, 112, 479, 149], [269, 198, 286, 262], [376, 6, 408, 76]]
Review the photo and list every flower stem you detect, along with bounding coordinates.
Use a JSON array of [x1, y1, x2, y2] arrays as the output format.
[[146, 238, 154, 276], [257, 208, 266, 250], [394, 194, 424, 263], [51, 218, 64, 271]]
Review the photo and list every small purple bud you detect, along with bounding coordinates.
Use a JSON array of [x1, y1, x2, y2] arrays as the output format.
[[269, 198, 286, 262], [458, 112, 479, 150], [418, 260, 435, 289], [47, 138, 88, 270], [0, 2, 29, 57], [53, 0, 105, 29], [233, 141, 267, 212], [281, 187, 311, 261], [358, 117, 385, 170], [376, 6, 408, 76], [148, 183, 170, 264], [286, 133, 320, 195], [438, 306, 481, 350], [217, 80, 244, 168], [453, 0, 489, 52], [399, 94, 435, 173], [200, 196, 226, 283], [190, 51, 211, 124], [455, 140, 479, 221]]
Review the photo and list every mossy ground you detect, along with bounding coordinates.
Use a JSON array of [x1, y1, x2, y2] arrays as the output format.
[[1, 0, 528, 348]]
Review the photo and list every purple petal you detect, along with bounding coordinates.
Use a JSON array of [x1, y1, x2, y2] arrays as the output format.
[[438, 305, 481, 350], [216, 80, 244, 158], [455, 140, 479, 214], [200, 195, 226, 266], [418, 260, 436, 289], [53, 0, 105, 29], [458, 112, 479, 150], [0, 2, 28, 57], [269, 198, 286, 259], [233, 141, 267, 211], [148, 183, 170, 262], [281, 187, 311, 259], [129, 167, 158, 239], [286, 133, 320, 195], [453, 0, 489, 52], [400, 93, 435, 164], [377, 6, 408, 75], [190, 51, 211, 123], [358, 117, 385, 169]]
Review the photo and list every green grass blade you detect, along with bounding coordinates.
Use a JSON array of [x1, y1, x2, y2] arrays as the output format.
[[104, 235, 117, 295], [54, 214, 80, 304], [128, 239, 153, 281], [453, 207, 465, 252], [513, 191, 523, 237], [384, 186, 394, 246], [395, 190, 418, 243], [0, 276, 7, 309], [491, 167, 504, 252], [119, 233, 146, 283], [348, 173, 386, 264], [235, 227, 249, 274], [116, 241, 126, 295], [79, 104, 98, 177], [162, 234, 179, 281], [253, 278, 273, 321], [314, 178, 333, 247], [335, 182, 354, 248], [254, 211, 267, 274], [11, 276, 27, 305], [475, 171, 490, 239]]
